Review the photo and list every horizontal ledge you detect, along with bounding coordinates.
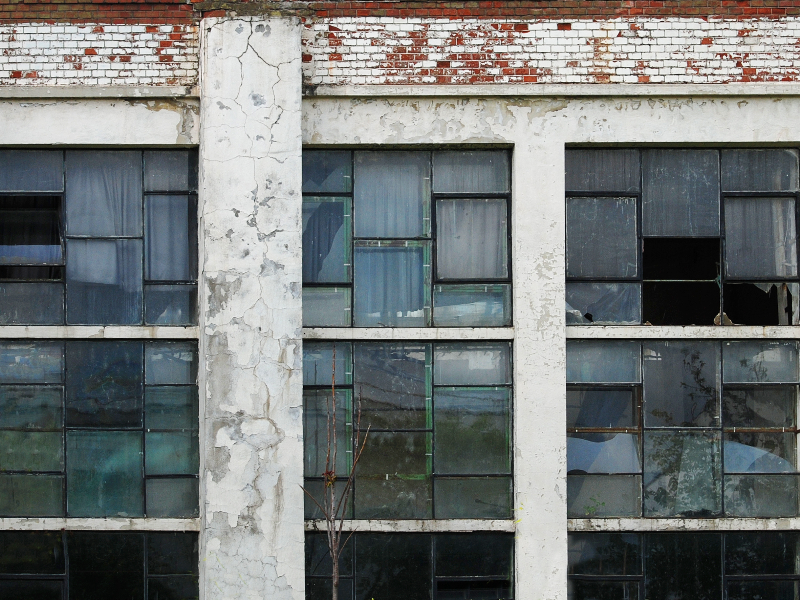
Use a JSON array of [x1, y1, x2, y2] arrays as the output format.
[[0, 326, 199, 339], [566, 325, 800, 339], [306, 83, 800, 99], [0, 86, 199, 100], [303, 327, 514, 340], [569, 518, 800, 532], [305, 519, 515, 532], [0, 518, 200, 532]]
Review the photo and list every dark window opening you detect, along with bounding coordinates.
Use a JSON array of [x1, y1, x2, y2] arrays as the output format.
[[724, 282, 795, 326]]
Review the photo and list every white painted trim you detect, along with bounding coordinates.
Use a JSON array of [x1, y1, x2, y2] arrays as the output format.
[[0, 86, 198, 99], [0, 326, 199, 339], [566, 326, 800, 339], [0, 518, 200, 531], [569, 518, 800, 532], [304, 519, 516, 532], [303, 327, 514, 340]]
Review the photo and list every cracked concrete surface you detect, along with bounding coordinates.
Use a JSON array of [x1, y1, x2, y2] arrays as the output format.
[[200, 16, 303, 600]]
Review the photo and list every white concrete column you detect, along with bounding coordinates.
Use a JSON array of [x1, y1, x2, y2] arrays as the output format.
[[199, 16, 304, 600]]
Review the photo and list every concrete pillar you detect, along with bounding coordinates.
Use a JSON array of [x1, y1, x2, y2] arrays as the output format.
[[199, 16, 304, 600]]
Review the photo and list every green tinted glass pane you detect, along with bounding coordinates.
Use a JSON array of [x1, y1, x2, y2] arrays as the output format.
[[0, 431, 63, 471], [724, 474, 799, 517], [304, 389, 352, 477], [0, 386, 61, 429], [145, 343, 197, 385], [146, 478, 199, 517], [434, 477, 511, 518], [567, 474, 642, 518], [66, 431, 142, 517], [0, 531, 65, 574], [145, 387, 198, 430], [0, 474, 63, 516], [302, 479, 352, 520], [0, 342, 62, 383], [145, 431, 198, 476]]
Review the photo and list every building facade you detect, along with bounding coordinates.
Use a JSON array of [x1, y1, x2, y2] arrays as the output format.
[[3, 1, 800, 599]]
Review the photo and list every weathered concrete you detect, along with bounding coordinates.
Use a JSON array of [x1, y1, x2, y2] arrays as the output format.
[[200, 16, 304, 600]]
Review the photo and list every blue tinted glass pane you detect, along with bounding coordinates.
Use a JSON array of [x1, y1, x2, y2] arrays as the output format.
[[0, 282, 64, 325], [144, 284, 197, 325], [568, 433, 641, 474], [145, 195, 194, 281], [145, 387, 198, 430], [302, 342, 352, 386], [434, 343, 511, 386], [0, 386, 61, 429], [145, 431, 198, 475], [566, 282, 641, 325], [723, 341, 799, 383], [303, 197, 350, 284], [302, 287, 351, 327], [303, 150, 352, 194], [0, 342, 62, 384], [566, 341, 640, 384], [144, 150, 196, 192], [145, 343, 197, 385], [0, 150, 63, 192], [433, 284, 511, 327]]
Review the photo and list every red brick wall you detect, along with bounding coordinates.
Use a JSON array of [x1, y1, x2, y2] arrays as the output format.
[[0, 0, 196, 25]]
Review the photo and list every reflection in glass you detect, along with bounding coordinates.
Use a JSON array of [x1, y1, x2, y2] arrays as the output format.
[[723, 341, 798, 383], [304, 389, 352, 476], [566, 282, 641, 325], [144, 284, 197, 325], [303, 342, 352, 386], [723, 386, 796, 428], [434, 284, 511, 327], [568, 433, 640, 474], [0, 342, 62, 384], [567, 474, 641, 518], [567, 388, 637, 429], [568, 532, 642, 575], [434, 343, 511, 386], [145, 342, 196, 385], [303, 150, 352, 194], [724, 432, 795, 473], [434, 477, 511, 519], [724, 474, 798, 517], [566, 341, 640, 384]]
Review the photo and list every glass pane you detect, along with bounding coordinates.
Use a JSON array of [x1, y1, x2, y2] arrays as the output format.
[[644, 533, 721, 600], [303, 389, 352, 477], [303, 150, 352, 194], [144, 284, 197, 325], [65, 151, 142, 237], [642, 149, 720, 237], [66, 431, 143, 517], [433, 150, 510, 193], [567, 388, 637, 429], [144, 150, 196, 192], [302, 287, 351, 327], [146, 478, 199, 517], [723, 341, 798, 383], [0, 580, 62, 600], [723, 386, 796, 428], [566, 282, 641, 325], [643, 341, 719, 427], [355, 534, 431, 600], [434, 343, 511, 386], [303, 342, 353, 386], [722, 149, 800, 191], [437, 198, 507, 280], [724, 474, 798, 517], [307, 579, 354, 600], [568, 581, 640, 600], [353, 243, 429, 327], [67, 532, 144, 599], [66, 341, 143, 428], [434, 388, 510, 475], [145, 431, 198, 475], [0, 386, 61, 429], [354, 151, 430, 238], [145, 387, 198, 430], [567, 474, 642, 518], [0, 150, 63, 192], [434, 476, 511, 518], [0, 474, 63, 517], [565, 149, 640, 193], [0, 431, 63, 471], [724, 197, 797, 278], [305, 532, 354, 577], [435, 533, 514, 577], [568, 533, 642, 575], [567, 197, 638, 278], [145, 195, 194, 281], [643, 431, 722, 517], [303, 479, 352, 520], [147, 576, 199, 600], [0, 282, 64, 325], [726, 531, 800, 575], [0, 531, 65, 574], [0, 197, 62, 265], [724, 432, 795, 473], [65, 239, 143, 325], [303, 197, 351, 284], [0, 342, 62, 384], [354, 343, 429, 430], [355, 431, 432, 519], [145, 343, 197, 385], [568, 433, 640, 474], [727, 580, 799, 600], [433, 284, 511, 327], [566, 341, 640, 384], [724, 282, 800, 326], [148, 532, 199, 574]]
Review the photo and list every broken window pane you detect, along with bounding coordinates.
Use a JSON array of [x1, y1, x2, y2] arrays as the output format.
[[145, 343, 197, 385], [303, 389, 352, 476], [0, 430, 63, 471], [65, 151, 142, 237], [0, 150, 63, 193], [722, 149, 800, 192], [303, 342, 352, 387], [433, 284, 511, 327], [146, 478, 198, 518], [433, 150, 510, 193], [722, 341, 798, 383], [642, 149, 720, 237], [643, 431, 722, 517], [303, 150, 352, 194], [644, 534, 721, 600], [567, 388, 638, 429], [643, 341, 719, 427], [436, 198, 508, 280], [0, 282, 64, 325], [568, 533, 642, 575], [723, 386, 796, 428], [144, 150, 196, 192], [0, 343, 63, 384], [565, 149, 640, 193], [144, 284, 197, 325], [433, 477, 511, 519], [724, 197, 797, 278], [353, 242, 429, 327], [568, 433, 640, 474], [354, 151, 430, 238], [724, 432, 795, 473], [65, 239, 143, 325], [355, 534, 432, 600], [642, 238, 719, 280], [566, 197, 638, 278], [567, 474, 642, 518], [566, 341, 640, 384], [643, 281, 721, 326], [0, 473, 63, 516], [145, 431, 198, 475], [302, 287, 351, 327], [723, 282, 800, 325], [566, 282, 641, 325], [145, 195, 195, 282], [303, 197, 351, 284], [0, 196, 62, 266], [434, 343, 511, 386]]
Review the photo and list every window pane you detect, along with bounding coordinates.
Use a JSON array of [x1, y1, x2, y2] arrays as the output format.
[[568, 533, 642, 575], [643, 431, 721, 517], [307, 578, 354, 600], [724, 282, 800, 326], [724, 197, 797, 278], [726, 532, 800, 575], [355, 431, 431, 519], [0, 150, 63, 192], [0, 197, 62, 265], [565, 149, 640, 193], [434, 388, 510, 474], [0, 431, 63, 471], [0, 342, 62, 384], [305, 532, 354, 578], [568, 581, 640, 600], [353, 243, 429, 327], [66, 431, 143, 517], [433, 150, 510, 193], [434, 343, 511, 386], [354, 151, 430, 238], [303, 342, 353, 386], [354, 343, 429, 430], [723, 386, 796, 428], [433, 283, 511, 327], [302, 287, 351, 327], [303, 479, 352, 520], [144, 150, 196, 192], [435, 533, 514, 577], [567, 388, 637, 429], [66, 341, 143, 428], [722, 149, 800, 192], [437, 198, 508, 280], [147, 576, 199, 600], [724, 474, 798, 517], [642, 149, 720, 236], [144, 284, 197, 325], [304, 389, 352, 477], [566, 341, 640, 384], [0, 282, 64, 325], [727, 580, 799, 600], [643, 341, 719, 427], [0, 580, 62, 599], [145, 431, 198, 475], [566, 282, 641, 325], [145, 387, 198, 430], [644, 534, 721, 600], [355, 535, 431, 600], [67, 532, 144, 600], [0, 386, 61, 429], [303, 197, 351, 284], [303, 150, 352, 194], [145, 343, 197, 385], [66, 239, 143, 325], [146, 478, 199, 518], [723, 341, 798, 383], [434, 477, 511, 518], [65, 151, 142, 237], [148, 532, 199, 575], [567, 197, 638, 278], [0, 531, 65, 574], [145, 195, 194, 281], [724, 432, 795, 473], [567, 474, 642, 518], [0, 474, 63, 517], [568, 433, 640, 474]]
